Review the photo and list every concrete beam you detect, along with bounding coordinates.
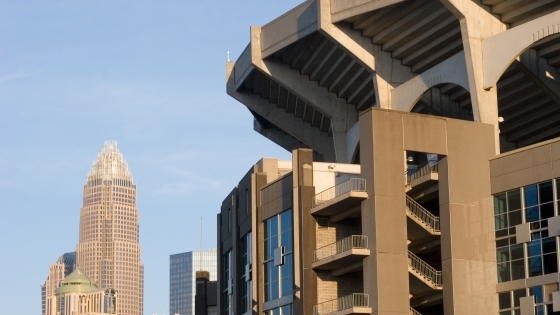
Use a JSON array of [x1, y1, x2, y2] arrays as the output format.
[[330, 0, 407, 23], [513, 61, 560, 106], [310, 45, 338, 81], [318, 0, 414, 109], [249, 25, 357, 163], [317, 0, 375, 72], [227, 65, 336, 161], [259, 0, 318, 59], [482, 10, 560, 89], [391, 52, 470, 112], [253, 119, 307, 153]]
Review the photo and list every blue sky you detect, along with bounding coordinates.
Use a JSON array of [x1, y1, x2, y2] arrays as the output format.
[[0, 1, 302, 313]]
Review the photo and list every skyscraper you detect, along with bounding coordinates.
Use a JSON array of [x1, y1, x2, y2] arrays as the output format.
[[41, 252, 76, 315], [170, 250, 217, 315], [76, 141, 143, 315]]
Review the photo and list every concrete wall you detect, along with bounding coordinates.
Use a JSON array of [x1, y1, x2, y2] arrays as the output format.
[[359, 108, 497, 315], [490, 138, 560, 194], [312, 162, 361, 194]]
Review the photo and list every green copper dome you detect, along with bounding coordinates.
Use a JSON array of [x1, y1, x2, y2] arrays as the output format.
[[55, 269, 99, 295]]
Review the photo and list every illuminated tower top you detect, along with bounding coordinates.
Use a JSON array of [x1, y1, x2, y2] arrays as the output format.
[[88, 141, 133, 181]]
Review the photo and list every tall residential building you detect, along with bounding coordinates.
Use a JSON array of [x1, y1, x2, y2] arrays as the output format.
[[170, 250, 217, 315], [222, 1, 560, 315], [41, 252, 76, 315], [76, 141, 144, 315]]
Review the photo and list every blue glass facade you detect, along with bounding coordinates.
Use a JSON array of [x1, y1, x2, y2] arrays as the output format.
[[264, 209, 294, 304], [170, 250, 217, 315], [495, 179, 560, 315]]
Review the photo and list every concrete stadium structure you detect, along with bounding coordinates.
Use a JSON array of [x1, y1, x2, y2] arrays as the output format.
[[223, 1, 560, 315]]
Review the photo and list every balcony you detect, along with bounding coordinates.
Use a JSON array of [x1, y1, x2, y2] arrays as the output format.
[[313, 293, 371, 315], [311, 178, 367, 218], [312, 235, 369, 274]]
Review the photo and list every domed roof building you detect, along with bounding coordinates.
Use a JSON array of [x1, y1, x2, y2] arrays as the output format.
[[46, 269, 117, 315]]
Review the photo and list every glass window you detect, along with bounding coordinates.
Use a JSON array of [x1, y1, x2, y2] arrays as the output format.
[[495, 181, 560, 283], [223, 251, 232, 315], [263, 209, 294, 302], [509, 190, 522, 211], [499, 292, 511, 309], [531, 286, 544, 303], [540, 182, 554, 204], [281, 254, 293, 297], [497, 241, 525, 282], [495, 189, 524, 238], [542, 203, 555, 220], [268, 305, 292, 315], [497, 288, 560, 315], [525, 185, 538, 207], [241, 232, 252, 314], [265, 216, 278, 260]]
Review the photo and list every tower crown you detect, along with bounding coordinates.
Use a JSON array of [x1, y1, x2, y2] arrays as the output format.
[[88, 141, 133, 181]]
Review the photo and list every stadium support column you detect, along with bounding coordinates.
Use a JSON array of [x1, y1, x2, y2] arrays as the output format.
[[440, 0, 506, 153]]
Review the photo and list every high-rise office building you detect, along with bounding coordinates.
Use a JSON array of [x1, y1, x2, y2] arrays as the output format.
[[170, 250, 217, 315], [76, 141, 144, 315], [41, 252, 76, 315], [222, 1, 560, 315]]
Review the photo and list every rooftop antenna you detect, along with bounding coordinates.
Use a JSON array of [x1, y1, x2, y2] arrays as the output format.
[[227, 51, 230, 62], [199, 217, 203, 270]]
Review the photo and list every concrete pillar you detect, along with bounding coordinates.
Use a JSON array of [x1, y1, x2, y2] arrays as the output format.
[[440, 0, 506, 152], [437, 119, 497, 315], [292, 149, 316, 315], [359, 109, 410, 315]]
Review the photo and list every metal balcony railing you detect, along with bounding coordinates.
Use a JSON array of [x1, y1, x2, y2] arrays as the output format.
[[406, 161, 439, 184], [313, 293, 370, 315], [408, 251, 442, 287], [312, 178, 366, 207], [410, 307, 422, 315], [312, 235, 368, 262], [406, 196, 440, 232]]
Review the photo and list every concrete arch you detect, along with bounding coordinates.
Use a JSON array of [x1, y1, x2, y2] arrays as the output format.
[[391, 52, 469, 112], [483, 10, 560, 89]]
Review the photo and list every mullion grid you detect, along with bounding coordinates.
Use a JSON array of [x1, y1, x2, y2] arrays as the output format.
[[495, 179, 560, 283]]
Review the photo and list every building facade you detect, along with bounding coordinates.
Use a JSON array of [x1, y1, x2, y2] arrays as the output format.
[[223, 1, 560, 315], [170, 250, 218, 315], [76, 141, 144, 315], [46, 269, 117, 315], [492, 140, 560, 315], [42, 252, 77, 315], [195, 271, 218, 315]]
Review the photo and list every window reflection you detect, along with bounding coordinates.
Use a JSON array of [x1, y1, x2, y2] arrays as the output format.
[[263, 209, 294, 303]]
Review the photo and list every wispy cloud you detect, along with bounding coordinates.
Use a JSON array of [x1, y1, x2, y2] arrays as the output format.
[[135, 150, 226, 195], [154, 171, 224, 195], [0, 70, 31, 84]]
